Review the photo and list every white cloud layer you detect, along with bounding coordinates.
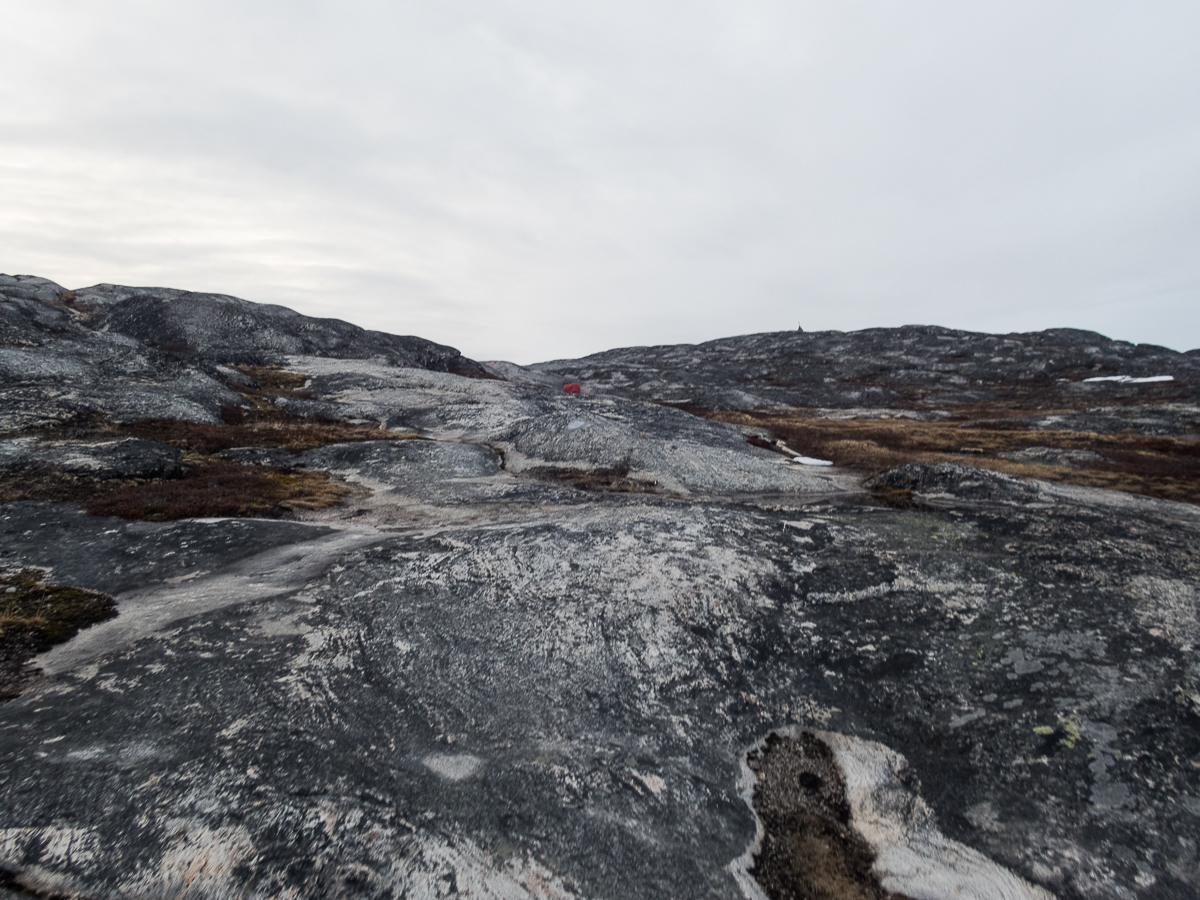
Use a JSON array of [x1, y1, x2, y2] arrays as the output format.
[[3, 1, 1198, 361]]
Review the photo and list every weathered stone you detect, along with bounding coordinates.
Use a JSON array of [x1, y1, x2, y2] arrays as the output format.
[[997, 447, 1109, 468], [0, 276, 1197, 900], [0, 438, 183, 479], [529, 325, 1200, 429], [0, 274, 490, 432]]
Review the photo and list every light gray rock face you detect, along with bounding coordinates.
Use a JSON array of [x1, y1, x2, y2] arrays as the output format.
[[0, 371, 243, 430], [282, 357, 852, 497], [0, 275, 69, 306], [1, 276, 1199, 900], [73, 282, 489, 375], [997, 447, 1109, 467], [301, 439, 502, 483]]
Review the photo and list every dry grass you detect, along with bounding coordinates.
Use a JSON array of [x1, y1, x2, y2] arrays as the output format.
[[0, 568, 116, 699], [694, 409, 1200, 506], [123, 418, 418, 454], [24, 364, 424, 457], [226, 364, 315, 402], [28, 418, 424, 460], [83, 460, 349, 520], [0, 460, 350, 521], [49, 289, 101, 320]]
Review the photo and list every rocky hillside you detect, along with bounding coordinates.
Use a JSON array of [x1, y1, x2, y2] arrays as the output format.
[[1, 274, 1198, 900], [529, 325, 1200, 414], [0, 274, 490, 433]]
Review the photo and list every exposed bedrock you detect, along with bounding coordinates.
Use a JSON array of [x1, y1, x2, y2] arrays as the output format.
[[279, 357, 854, 497], [0, 274, 490, 430], [1, 275, 1198, 899], [0, 437, 183, 480], [1, 462, 1198, 899], [528, 325, 1200, 418]]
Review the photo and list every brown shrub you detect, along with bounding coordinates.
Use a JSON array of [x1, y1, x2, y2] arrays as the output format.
[[697, 408, 1200, 506], [25, 416, 424, 455], [231, 364, 307, 391], [1, 401, 433, 521], [121, 418, 411, 454], [83, 461, 349, 521], [220, 404, 247, 425], [0, 471, 104, 507], [523, 460, 659, 494]]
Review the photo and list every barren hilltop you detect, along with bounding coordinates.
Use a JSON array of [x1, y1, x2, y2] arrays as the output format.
[[2, 273, 1198, 900]]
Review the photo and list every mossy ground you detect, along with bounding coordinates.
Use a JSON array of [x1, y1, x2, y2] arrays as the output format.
[[0, 455, 352, 521], [748, 733, 912, 900], [690, 407, 1200, 506], [0, 367, 433, 520], [0, 569, 115, 699], [522, 458, 661, 494]]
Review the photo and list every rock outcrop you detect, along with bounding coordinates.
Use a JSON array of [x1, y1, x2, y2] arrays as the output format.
[[1, 275, 1197, 900], [0, 274, 490, 432]]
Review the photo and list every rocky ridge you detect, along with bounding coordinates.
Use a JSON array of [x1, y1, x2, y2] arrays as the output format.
[[527, 325, 1200, 429], [0, 274, 1198, 900]]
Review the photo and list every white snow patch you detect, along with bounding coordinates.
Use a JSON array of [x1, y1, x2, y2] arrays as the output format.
[[1082, 375, 1173, 384], [818, 731, 1054, 900], [793, 456, 833, 466], [423, 753, 484, 781]]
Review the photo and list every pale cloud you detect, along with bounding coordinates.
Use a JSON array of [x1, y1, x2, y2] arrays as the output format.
[[2, 1, 1198, 361]]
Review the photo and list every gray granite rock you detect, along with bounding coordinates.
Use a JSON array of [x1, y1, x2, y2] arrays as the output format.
[[282, 357, 853, 497], [1, 276, 1198, 900], [1, 465, 1198, 899], [0, 274, 491, 431], [0, 437, 183, 479], [77, 282, 489, 375], [529, 325, 1200, 426], [997, 447, 1109, 467]]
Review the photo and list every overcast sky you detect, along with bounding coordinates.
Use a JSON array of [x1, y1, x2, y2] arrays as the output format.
[[3, 2, 1198, 362]]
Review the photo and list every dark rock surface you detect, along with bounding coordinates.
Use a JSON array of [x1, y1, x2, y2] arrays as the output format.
[[77, 283, 489, 375], [0, 438, 183, 479], [1, 276, 1198, 900], [528, 326, 1200, 432]]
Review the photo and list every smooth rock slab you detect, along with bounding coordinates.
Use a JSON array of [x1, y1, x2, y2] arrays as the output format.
[[0, 437, 183, 479], [1, 467, 1198, 899]]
